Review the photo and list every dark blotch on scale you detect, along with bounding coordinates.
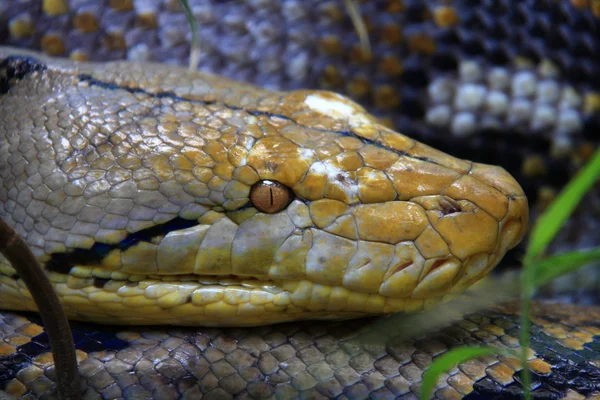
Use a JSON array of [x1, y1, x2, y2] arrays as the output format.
[[0, 353, 30, 386], [93, 278, 110, 288], [0, 56, 46, 94], [18, 315, 128, 357]]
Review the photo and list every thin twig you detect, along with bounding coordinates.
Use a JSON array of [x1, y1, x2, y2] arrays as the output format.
[[0, 218, 80, 399], [344, 0, 372, 59]]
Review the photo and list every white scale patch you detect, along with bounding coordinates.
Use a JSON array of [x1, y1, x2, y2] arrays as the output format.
[[304, 94, 356, 118], [312, 161, 359, 202], [304, 93, 371, 130], [299, 148, 314, 162]]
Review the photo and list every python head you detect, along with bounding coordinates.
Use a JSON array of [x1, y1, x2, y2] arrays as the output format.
[[0, 50, 528, 326]]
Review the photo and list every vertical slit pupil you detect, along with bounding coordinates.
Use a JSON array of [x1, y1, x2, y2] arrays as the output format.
[[269, 187, 274, 207]]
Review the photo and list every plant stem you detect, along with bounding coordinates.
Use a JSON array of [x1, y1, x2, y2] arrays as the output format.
[[0, 218, 80, 399], [520, 258, 536, 400]]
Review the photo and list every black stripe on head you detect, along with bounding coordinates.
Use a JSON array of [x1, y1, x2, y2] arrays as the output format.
[[45, 217, 199, 274], [75, 74, 433, 163], [0, 56, 46, 94]]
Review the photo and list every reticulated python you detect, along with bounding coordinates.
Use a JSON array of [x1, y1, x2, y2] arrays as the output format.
[[0, 1, 599, 399]]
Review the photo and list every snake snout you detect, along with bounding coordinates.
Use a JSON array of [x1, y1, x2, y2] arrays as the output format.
[[409, 160, 528, 279], [469, 162, 529, 251]]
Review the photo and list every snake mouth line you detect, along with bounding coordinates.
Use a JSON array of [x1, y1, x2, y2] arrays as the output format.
[[36, 254, 470, 303], [39, 268, 454, 317], [50, 269, 277, 290], [51, 256, 453, 285]]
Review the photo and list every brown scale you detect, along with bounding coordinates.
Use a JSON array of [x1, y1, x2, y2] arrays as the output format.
[[73, 12, 100, 34], [39, 34, 64, 57]]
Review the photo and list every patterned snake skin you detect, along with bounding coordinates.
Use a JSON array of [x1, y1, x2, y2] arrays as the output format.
[[0, 1, 599, 399]]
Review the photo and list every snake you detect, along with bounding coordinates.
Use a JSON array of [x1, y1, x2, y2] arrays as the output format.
[[0, 1, 599, 399]]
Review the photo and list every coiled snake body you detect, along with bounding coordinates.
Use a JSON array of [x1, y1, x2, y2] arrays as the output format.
[[0, 1, 599, 399]]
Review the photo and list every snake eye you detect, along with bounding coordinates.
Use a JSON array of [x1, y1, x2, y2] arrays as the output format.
[[250, 180, 292, 213]]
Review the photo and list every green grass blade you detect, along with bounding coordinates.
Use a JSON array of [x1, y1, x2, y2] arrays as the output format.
[[521, 150, 600, 399], [178, 0, 200, 71], [527, 148, 600, 261], [420, 347, 505, 399], [531, 247, 600, 288]]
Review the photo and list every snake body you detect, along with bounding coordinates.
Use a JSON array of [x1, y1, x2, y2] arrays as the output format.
[[0, 302, 598, 399], [0, 1, 598, 399]]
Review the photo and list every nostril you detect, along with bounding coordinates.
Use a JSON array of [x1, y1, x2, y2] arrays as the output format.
[[439, 197, 461, 216]]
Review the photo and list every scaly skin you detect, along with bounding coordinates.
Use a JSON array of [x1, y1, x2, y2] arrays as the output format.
[[0, 47, 527, 326], [1, 302, 600, 399]]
